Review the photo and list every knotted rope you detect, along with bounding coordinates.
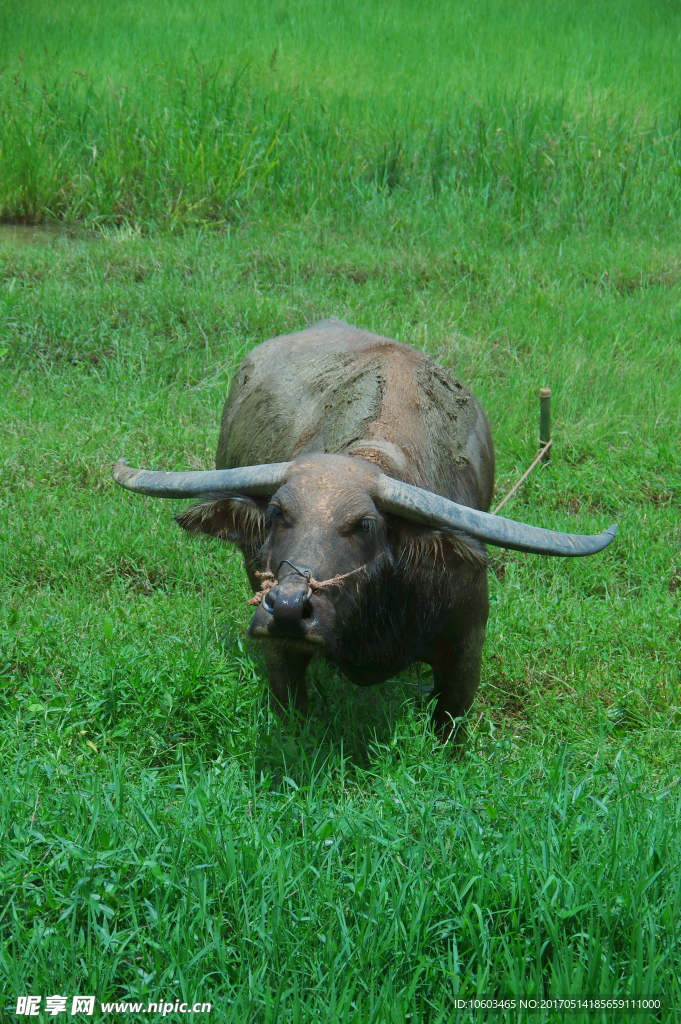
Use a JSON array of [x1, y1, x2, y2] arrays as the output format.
[[247, 563, 367, 606]]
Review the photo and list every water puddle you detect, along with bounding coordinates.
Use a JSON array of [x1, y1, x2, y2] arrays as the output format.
[[0, 223, 87, 248]]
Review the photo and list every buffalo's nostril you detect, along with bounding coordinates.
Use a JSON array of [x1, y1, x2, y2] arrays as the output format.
[[263, 592, 275, 615], [268, 584, 309, 629]]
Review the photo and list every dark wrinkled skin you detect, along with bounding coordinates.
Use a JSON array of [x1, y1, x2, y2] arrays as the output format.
[[177, 320, 494, 741]]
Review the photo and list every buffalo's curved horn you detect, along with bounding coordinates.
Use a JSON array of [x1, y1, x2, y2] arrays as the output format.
[[376, 475, 617, 557], [112, 459, 291, 497]]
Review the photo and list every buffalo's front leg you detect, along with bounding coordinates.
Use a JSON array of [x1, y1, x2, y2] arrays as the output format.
[[426, 627, 485, 744], [261, 644, 311, 718], [424, 580, 488, 746]]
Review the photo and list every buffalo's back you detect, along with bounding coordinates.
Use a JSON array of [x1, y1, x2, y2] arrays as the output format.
[[216, 320, 494, 510]]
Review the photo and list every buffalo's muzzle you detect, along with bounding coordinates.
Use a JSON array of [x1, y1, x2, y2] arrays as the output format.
[[261, 582, 313, 634]]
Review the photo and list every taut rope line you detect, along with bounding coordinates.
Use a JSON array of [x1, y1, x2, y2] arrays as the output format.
[[492, 439, 553, 516]]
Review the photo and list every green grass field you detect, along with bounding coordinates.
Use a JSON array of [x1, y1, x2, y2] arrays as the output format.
[[1, 1, 680, 1021], [2, 0, 681, 228]]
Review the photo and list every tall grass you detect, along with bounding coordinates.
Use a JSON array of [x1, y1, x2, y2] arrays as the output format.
[[1, 0, 681, 228]]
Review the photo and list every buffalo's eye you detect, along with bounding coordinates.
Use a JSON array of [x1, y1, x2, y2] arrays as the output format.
[[266, 504, 284, 525], [358, 517, 375, 534]]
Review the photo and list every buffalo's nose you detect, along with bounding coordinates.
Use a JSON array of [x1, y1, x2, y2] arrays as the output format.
[[264, 583, 312, 630]]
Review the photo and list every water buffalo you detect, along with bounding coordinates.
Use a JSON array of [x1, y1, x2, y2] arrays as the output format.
[[114, 320, 616, 738]]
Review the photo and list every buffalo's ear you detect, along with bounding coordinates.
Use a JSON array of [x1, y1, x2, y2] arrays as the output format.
[[174, 495, 267, 546], [393, 521, 488, 572]]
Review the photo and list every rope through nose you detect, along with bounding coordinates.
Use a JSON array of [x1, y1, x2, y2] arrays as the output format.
[[275, 559, 312, 583], [247, 564, 368, 607]]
